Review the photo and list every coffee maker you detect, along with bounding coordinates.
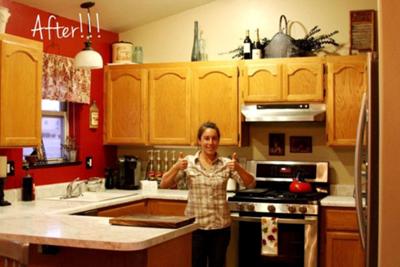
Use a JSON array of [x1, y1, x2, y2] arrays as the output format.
[[116, 156, 140, 190]]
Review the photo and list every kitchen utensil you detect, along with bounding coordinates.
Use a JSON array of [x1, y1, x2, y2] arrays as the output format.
[[86, 177, 103, 192], [264, 15, 298, 58], [289, 171, 312, 193]]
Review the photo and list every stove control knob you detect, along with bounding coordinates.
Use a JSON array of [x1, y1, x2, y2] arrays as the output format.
[[299, 206, 308, 214], [288, 205, 297, 213], [239, 203, 246, 211], [246, 203, 255, 211], [267, 205, 276, 213]]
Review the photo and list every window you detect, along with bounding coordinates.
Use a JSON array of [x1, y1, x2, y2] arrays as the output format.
[[23, 100, 68, 162]]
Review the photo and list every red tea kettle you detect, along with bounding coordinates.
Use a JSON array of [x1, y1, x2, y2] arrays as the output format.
[[289, 171, 312, 193]]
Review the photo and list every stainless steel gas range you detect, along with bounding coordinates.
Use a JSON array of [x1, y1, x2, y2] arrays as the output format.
[[228, 160, 329, 267]]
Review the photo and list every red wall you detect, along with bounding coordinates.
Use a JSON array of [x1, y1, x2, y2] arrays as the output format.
[[0, 0, 119, 188]]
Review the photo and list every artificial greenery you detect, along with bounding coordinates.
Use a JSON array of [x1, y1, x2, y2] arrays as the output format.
[[292, 26, 339, 56], [227, 25, 338, 59]]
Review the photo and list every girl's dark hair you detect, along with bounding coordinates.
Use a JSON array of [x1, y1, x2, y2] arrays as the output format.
[[197, 121, 221, 140]]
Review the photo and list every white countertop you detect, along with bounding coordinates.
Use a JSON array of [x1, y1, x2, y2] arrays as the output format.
[[0, 182, 356, 252], [0, 189, 196, 251], [320, 195, 356, 207]]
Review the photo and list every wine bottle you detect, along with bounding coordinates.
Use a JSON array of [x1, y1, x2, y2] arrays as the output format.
[[155, 150, 162, 181], [163, 150, 170, 173], [191, 21, 201, 61], [243, 29, 252, 59], [146, 150, 155, 180], [252, 28, 262, 59]]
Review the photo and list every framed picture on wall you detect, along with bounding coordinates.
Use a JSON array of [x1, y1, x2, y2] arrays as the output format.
[[269, 133, 285, 156], [290, 136, 312, 153], [350, 9, 377, 54]]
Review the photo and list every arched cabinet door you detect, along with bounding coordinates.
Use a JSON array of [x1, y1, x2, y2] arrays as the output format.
[[283, 57, 324, 102], [326, 55, 368, 146], [241, 60, 283, 102], [0, 34, 42, 147], [240, 57, 324, 103], [192, 62, 239, 146], [104, 66, 148, 145], [148, 66, 191, 145]]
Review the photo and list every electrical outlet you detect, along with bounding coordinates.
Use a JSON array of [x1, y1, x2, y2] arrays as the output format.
[[7, 161, 15, 176], [85, 156, 93, 169]]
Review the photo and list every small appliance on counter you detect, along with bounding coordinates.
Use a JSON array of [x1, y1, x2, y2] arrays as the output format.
[[116, 156, 141, 190], [0, 156, 10, 206]]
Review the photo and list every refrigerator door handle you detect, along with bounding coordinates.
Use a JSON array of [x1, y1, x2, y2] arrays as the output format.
[[354, 92, 367, 249]]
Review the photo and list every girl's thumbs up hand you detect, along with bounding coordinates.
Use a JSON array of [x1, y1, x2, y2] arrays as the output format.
[[227, 152, 239, 171], [174, 152, 188, 171]]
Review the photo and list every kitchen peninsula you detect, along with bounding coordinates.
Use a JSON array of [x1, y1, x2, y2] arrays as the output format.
[[0, 190, 196, 267]]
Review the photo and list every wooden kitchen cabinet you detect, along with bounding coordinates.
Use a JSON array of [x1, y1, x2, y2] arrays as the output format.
[[104, 61, 241, 146], [241, 59, 283, 102], [104, 65, 148, 145], [148, 65, 191, 145], [0, 33, 42, 147], [97, 199, 186, 217], [326, 55, 368, 146], [192, 61, 239, 145], [147, 199, 186, 216], [320, 207, 365, 267], [283, 57, 324, 102], [241, 57, 324, 103], [97, 200, 147, 217]]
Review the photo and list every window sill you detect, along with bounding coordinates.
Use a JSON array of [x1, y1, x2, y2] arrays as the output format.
[[28, 161, 82, 169]]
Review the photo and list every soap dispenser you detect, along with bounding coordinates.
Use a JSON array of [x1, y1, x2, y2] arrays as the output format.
[[22, 164, 35, 201]]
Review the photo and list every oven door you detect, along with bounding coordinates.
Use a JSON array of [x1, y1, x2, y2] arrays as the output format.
[[232, 213, 317, 267]]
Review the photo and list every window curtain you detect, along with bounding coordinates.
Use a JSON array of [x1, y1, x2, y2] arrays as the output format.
[[42, 53, 91, 104]]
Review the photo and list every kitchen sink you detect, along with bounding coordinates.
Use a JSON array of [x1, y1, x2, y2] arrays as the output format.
[[43, 191, 138, 202]]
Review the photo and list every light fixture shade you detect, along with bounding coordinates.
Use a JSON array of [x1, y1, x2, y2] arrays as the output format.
[[74, 49, 103, 69]]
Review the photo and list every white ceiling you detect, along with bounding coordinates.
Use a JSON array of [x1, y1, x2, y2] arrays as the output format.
[[13, 0, 215, 32]]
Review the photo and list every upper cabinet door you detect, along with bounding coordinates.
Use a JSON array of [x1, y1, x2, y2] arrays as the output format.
[[104, 66, 148, 145], [326, 55, 368, 146], [282, 57, 324, 102], [241, 60, 282, 102], [192, 62, 239, 145], [148, 66, 191, 145], [0, 34, 42, 147]]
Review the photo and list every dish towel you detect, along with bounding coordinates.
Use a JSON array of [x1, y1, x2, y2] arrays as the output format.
[[261, 217, 278, 256]]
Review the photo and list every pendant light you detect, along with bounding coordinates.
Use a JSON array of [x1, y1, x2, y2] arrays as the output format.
[[74, 2, 103, 69]]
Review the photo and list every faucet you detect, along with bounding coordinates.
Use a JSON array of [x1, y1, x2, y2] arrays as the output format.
[[64, 177, 82, 199]]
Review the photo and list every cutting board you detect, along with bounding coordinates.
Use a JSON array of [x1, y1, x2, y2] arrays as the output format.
[[109, 214, 196, 228]]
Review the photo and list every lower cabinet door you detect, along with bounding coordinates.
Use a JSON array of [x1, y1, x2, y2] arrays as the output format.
[[325, 231, 365, 267]]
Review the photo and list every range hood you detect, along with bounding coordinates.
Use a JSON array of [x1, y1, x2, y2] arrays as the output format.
[[241, 103, 326, 122]]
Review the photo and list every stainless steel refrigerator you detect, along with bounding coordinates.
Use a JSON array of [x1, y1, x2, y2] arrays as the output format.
[[354, 53, 379, 267]]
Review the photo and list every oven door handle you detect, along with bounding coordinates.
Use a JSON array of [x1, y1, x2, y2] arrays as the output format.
[[231, 213, 317, 224]]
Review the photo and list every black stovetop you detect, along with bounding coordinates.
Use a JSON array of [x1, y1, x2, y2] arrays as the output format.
[[228, 187, 328, 204]]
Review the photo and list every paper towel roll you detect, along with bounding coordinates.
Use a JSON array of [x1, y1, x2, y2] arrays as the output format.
[[0, 156, 7, 178], [0, 7, 10, 34]]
